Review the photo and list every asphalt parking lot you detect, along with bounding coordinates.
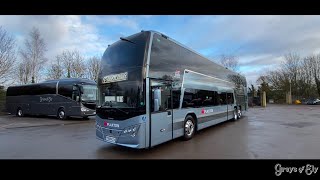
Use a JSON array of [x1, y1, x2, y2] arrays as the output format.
[[0, 104, 319, 159]]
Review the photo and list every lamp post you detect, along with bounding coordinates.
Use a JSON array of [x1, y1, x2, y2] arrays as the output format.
[[289, 79, 292, 104]]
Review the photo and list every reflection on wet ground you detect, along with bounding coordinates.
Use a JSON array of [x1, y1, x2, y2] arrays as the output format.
[[0, 104, 320, 159]]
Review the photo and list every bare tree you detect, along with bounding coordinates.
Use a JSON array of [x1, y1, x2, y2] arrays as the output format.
[[46, 56, 64, 80], [299, 56, 316, 98], [311, 54, 320, 97], [262, 52, 318, 102], [227, 74, 246, 88], [281, 52, 301, 95], [219, 54, 240, 72], [20, 27, 47, 83], [248, 84, 255, 95], [0, 26, 16, 84], [57, 50, 73, 78], [57, 49, 85, 78], [17, 61, 31, 84], [87, 56, 101, 81], [71, 54, 86, 78], [266, 69, 284, 90], [254, 50, 320, 104], [257, 75, 270, 94]]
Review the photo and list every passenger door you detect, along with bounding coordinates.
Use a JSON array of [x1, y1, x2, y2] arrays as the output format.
[[71, 85, 81, 115], [150, 79, 173, 147]]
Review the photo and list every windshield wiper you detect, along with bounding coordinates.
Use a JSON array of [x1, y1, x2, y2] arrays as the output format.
[[81, 100, 96, 103], [114, 107, 129, 115], [120, 37, 136, 44], [99, 104, 129, 115]]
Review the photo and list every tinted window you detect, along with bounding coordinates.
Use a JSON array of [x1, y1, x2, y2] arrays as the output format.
[[99, 32, 149, 83], [7, 83, 56, 96], [31, 83, 56, 95], [171, 89, 181, 109], [7, 87, 16, 96], [218, 92, 227, 105], [149, 34, 182, 80], [149, 33, 244, 82], [96, 80, 146, 121], [182, 89, 197, 108], [99, 81, 144, 108], [182, 89, 231, 108], [182, 89, 215, 108], [227, 93, 234, 104], [150, 81, 171, 112], [58, 85, 73, 99], [81, 85, 97, 102]]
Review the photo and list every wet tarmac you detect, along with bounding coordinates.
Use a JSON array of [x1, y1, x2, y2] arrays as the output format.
[[0, 104, 320, 159]]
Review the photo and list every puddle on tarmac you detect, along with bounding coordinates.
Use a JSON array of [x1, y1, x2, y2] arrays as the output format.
[[281, 122, 317, 128]]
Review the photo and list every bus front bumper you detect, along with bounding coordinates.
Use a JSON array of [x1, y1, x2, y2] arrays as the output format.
[[81, 109, 96, 117], [95, 123, 146, 149]]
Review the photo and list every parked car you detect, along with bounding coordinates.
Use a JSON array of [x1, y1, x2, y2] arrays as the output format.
[[301, 98, 308, 105], [294, 99, 301, 104], [253, 97, 261, 106], [306, 98, 320, 105]]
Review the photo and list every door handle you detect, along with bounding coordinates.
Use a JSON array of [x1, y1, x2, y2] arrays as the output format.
[[167, 110, 171, 116]]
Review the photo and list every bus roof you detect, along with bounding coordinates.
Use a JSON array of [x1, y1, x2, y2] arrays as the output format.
[[8, 78, 96, 88], [138, 30, 243, 78], [43, 78, 96, 84]]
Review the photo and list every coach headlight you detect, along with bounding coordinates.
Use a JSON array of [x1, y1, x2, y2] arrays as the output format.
[[81, 107, 89, 112], [122, 124, 140, 137]]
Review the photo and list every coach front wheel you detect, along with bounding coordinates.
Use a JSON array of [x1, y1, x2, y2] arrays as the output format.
[[183, 115, 195, 140]]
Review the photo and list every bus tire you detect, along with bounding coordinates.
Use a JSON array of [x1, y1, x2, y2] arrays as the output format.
[[237, 108, 242, 119], [183, 115, 196, 140], [16, 107, 24, 117], [57, 108, 66, 120], [233, 109, 238, 121]]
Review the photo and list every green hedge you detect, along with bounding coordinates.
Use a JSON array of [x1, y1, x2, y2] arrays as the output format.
[[0, 88, 6, 115]]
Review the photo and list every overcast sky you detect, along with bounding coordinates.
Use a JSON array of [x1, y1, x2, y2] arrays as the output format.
[[1, 15, 320, 85]]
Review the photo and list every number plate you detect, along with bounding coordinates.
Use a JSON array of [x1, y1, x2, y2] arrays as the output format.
[[105, 136, 116, 143]]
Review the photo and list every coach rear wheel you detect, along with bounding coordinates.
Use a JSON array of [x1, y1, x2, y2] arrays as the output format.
[[57, 108, 66, 120], [233, 109, 238, 121], [183, 115, 195, 140], [237, 109, 242, 119], [16, 108, 24, 117]]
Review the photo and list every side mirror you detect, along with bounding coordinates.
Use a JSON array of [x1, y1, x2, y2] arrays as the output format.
[[153, 88, 161, 111], [154, 99, 159, 112], [79, 86, 84, 94]]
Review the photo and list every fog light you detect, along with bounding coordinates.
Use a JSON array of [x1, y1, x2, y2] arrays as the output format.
[[131, 133, 136, 137]]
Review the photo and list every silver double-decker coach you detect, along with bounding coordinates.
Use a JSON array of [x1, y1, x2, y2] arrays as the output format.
[[96, 30, 248, 149]]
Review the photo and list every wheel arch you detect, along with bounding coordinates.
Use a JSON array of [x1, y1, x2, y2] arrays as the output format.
[[185, 113, 198, 131]]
